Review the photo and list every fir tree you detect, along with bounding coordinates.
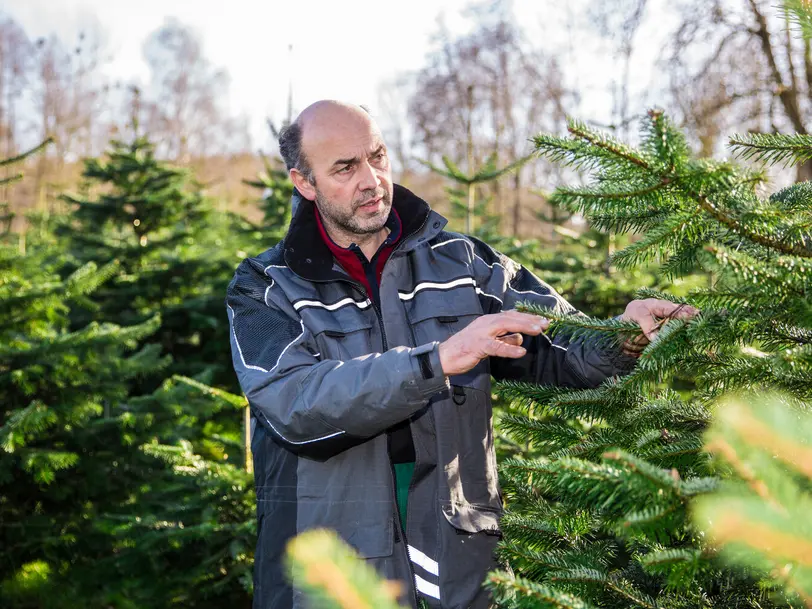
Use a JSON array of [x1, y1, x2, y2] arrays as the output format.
[[243, 154, 294, 236], [420, 152, 530, 244], [0, 146, 167, 606], [487, 106, 811, 608], [56, 135, 252, 389]]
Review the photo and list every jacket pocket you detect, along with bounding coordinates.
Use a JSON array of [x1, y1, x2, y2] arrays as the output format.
[[402, 284, 482, 342], [297, 488, 395, 559], [296, 444, 395, 560], [303, 307, 375, 361], [440, 501, 502, 537]]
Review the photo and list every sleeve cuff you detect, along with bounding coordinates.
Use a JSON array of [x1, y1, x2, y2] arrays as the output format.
[[408, 342, 450, 398], [602, 315, 639, 374]]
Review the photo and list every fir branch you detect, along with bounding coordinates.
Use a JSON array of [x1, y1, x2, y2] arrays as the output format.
[[498, 415, 583, 448], [783, 0, 812, 40], [633, 288, 691, 305], [673, 476, 719, 497], [769, 181, 812, 212], [641, 109, 691, 171], [171, 375, 247, 409], [609, 212, 714, 270], [695, 193, 812, 258], [486, 572, 596, 609], [285, 529, 406, 609], [499, 514, 570, 547], [0, 137, 53, 168], [640, 548, 702, 590], [730, 132, 812, 167], [601, 450, 683, 495], [567, 119, 651, 169], [0, 401, 58, 453], [0, 172, 23, 187], [640, 548, 701, 572], [513, 304, 639, 346], [495, 381, 575, 413], [497, 540, 611, 579], [547, 568, 657, 609]]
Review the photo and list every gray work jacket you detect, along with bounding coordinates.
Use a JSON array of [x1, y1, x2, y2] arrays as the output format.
[[226, 184, 636, 609]]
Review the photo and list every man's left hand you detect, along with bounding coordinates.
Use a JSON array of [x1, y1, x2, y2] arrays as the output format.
[[620, 298, 700, 356]]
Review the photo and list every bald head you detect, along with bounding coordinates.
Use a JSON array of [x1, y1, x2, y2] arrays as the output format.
[[299, 100, 372, 133], [278, 101, 378, 184]]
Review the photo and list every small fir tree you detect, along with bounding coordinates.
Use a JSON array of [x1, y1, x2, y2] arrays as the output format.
[[56, 136, 252, 389], [243, 154, 294, 236]]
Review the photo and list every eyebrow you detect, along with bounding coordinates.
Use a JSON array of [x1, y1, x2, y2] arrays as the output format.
[[330, 144, 386, 170]]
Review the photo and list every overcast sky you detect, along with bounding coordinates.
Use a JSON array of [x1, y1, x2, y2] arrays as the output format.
[[4, 0, 669, 149]]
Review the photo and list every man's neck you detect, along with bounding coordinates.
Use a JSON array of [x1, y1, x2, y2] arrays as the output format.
[[324, 224, 390, 262]]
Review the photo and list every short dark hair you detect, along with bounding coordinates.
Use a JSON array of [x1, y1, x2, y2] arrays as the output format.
[[278, 121, 314, 184]]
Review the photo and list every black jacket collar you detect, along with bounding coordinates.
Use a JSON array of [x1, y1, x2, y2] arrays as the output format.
[[283, 183, 446, 282]]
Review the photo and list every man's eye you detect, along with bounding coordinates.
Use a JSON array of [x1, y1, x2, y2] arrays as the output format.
[[338, 165, 352, 173]]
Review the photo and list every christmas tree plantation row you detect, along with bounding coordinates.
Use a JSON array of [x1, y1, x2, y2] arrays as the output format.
[[0, 140, 295, 607]]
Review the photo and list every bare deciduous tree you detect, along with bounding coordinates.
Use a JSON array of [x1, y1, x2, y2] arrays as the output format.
[[0, 16, 32, 158], [403, 2, 572, 236], [141, 18, 250, 161], [593, 0, 812, 180]]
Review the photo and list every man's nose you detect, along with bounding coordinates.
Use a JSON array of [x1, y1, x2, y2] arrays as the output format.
[[357, 160, 381, 192]]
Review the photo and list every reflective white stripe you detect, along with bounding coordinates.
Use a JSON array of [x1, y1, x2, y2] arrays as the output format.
[[293, 297, 372, 311], [431, 237, 473, 255], [264, 284, 274, 306], [414, 574, 441, 600], [407, 545, 439, 576], [258, 411, 345, 445], [264, 264, 287, 274], [475, 287, 503, 305], [399, 277, 476, 301]]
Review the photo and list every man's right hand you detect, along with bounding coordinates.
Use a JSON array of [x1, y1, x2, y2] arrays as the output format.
[[438, 311, 550, 377]]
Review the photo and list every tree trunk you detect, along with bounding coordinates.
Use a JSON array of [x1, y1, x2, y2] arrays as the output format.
[[512, 171, 521, 237]]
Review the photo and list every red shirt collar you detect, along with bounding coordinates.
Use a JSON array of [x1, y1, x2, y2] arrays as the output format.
[[313, 204, 402, 299]]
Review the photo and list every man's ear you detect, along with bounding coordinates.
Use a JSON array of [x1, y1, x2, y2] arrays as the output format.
[[290, 169, 316, 201]]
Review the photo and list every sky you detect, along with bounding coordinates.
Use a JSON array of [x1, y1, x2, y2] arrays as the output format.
[[3, 0, 668, 150]]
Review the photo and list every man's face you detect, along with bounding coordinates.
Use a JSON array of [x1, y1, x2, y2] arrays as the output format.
[[298, 112, 394, 240]]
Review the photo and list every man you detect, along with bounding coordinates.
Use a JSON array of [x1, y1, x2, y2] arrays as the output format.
[[226, 100, 697, 609]]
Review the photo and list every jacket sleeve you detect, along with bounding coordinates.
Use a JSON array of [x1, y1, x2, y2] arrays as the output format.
[[466, 236, 638, 388], [226, 260, 449, 461]]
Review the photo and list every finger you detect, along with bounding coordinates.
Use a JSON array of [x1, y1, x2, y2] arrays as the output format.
[[671, 304, 700, 319], [622, 346, 643, 358], [487, 311, 549, 336], [636, 314, 660, 342], [484, 337, 527, 359], [623, 336, 647, 353], [647, 300, 682, 318], [496, 332, 524, 347], [648, 300, 698, 320]]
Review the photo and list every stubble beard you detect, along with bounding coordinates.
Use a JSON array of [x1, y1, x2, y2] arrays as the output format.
[[315, 187, 392, 238]]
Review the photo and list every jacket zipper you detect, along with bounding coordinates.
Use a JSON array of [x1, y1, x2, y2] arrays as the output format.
[[348, 284, 420, 609], [377, 222, 432, 609], [294, 216, 435, 609]]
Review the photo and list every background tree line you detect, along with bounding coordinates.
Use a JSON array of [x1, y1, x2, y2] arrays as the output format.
[[6, 0, 812, 238]]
